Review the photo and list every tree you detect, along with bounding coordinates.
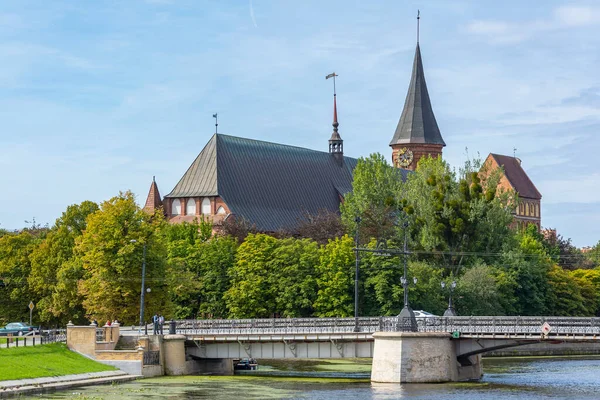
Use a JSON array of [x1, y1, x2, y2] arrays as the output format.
[[270, 238, 320, 317], [359, 239, 405, 316], [313, 235, 355, 317], [163, 220, 211, 319], [544, 233, 593, 270], [76, 192, 169, 324], [546, 265, 592, 316], [28, 201, 99, 325], [406, 156, 514, 276], [224, 234, 279, 318], [0, 231, 39, 325], [196, 236, 238, 318], [220, 215, 257, 243], [294, 209, 346, 244], [570, 269, 600, 316], [454, 264, 505, 316], [584, 241, 600, 268], [341, 153, 404, 243], [501, 225, 552, 316]]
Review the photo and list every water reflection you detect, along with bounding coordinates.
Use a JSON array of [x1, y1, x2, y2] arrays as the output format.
[[22, 356, 600, 399]]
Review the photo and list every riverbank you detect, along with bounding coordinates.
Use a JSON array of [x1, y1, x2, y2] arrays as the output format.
[[0, 343, 116, 381], [0, 371, 137, 398]]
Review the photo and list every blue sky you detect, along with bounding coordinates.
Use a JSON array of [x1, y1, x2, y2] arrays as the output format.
[[0, 0, 599, 247]]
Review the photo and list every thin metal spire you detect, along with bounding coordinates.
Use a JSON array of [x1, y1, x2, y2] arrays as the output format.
[[326, 72, 339, 131], [213, 113, 218, 134], [417, 10, 420, 44]]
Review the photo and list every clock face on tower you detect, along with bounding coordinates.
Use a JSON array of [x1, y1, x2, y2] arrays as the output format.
[[396, 148, 414, 168]]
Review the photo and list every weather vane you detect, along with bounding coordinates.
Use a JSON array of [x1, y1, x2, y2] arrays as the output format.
[[325, 72, 338, 96], [417, 10, 420, 43], [213, 113, 218, 134]]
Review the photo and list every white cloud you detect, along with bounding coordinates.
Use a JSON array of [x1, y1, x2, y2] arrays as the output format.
[[554, 6, 600, 27], [537, 173, 600, 204], [466, 5, 600, 44]]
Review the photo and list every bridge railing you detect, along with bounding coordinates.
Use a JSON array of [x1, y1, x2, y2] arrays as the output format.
[[173, 316, 600, 336], [174, 317, 383, 335], [382, 316, 600, 336]]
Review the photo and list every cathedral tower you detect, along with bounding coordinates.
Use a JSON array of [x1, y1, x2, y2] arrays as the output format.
[[390, 13, 445, 170]]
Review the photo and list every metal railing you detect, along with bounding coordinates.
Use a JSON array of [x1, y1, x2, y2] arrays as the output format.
[[381, 316, 600, 336], [143, 350, 160, 365], [174, 317, 383, 335], [96, 328, 106, 342], [173, 316, 600, 337]]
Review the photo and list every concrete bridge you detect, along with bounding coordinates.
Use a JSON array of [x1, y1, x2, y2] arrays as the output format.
[[170, 316, 600, 382]]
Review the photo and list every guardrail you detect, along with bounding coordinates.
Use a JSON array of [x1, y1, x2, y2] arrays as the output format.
[[173, 316, 600, 337], [174, 317, 383, 335], [380, 316, 600, 335]]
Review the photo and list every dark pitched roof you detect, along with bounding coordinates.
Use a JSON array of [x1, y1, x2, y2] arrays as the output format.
[[390, 43, 445, 147], [167, 135, 218, 197], [143, 177, 163, 213], [166, 134, 357, 231], [490, 153, 542, 200]]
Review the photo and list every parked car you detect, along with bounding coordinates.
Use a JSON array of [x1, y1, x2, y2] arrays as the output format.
[[0, 322, 40, 336], [413, 310, 438, 318]]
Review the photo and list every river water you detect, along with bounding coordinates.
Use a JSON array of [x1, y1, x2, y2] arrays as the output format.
[[25, 356, 600, 399]]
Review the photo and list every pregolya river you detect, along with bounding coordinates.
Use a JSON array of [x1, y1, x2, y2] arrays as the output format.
[[23, 356, 600, 399]]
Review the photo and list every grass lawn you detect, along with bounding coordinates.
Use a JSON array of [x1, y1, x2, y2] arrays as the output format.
[[0, 343, 116, 381]]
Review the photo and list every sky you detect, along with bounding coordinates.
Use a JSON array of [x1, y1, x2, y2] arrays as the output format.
[[0, 0, 599, 247]]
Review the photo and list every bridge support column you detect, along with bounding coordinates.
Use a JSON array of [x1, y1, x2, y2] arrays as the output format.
[[163, 334, 187, 376], [371, 332, 458, 383]]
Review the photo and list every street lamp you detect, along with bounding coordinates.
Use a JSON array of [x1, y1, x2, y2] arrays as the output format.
[[441, 280, 457, 317], [398, 220, 418, 332], [353, 216, 362, 333], [130, 239, 148, 329]]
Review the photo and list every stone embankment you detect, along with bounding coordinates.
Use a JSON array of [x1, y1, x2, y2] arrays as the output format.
[[0, 371, 139, 398]]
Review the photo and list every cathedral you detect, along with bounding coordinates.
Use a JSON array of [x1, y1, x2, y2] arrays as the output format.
[[144, 33, 541, 232]]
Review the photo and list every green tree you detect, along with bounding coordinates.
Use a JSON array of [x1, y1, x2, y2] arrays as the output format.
[[313, 235, 355, 317], [224, 234, 279, 318], [454, 264, 505, 316], [546, 265, 591, 316], [501, 225, 552, 315], [163, 220, 210, 319], [28, 201, 99, 325], [76, 192, 169, 324], [196, 236, 238, 318], [341, 153, 404, 242], [570, 268, 600, 315], [406, 156, 514, 276], [0, 231, 40, 325], [270, 238, 320, 317]]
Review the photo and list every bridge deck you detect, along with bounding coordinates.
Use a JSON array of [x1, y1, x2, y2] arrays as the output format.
[[175, 316, 600, 340]]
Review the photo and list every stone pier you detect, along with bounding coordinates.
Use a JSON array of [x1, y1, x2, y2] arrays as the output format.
[[371, 332, 482, 383]]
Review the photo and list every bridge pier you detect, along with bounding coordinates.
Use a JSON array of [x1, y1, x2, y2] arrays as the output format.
[[371, 332, 482, 383], [163, 334, 187, 375]]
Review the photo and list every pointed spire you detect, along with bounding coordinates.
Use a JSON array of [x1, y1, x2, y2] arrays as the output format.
[[332, 95, 340, 137], [326, 72, 343, 155], [144, 176, 163, 214], [389, 21, 445, 147]]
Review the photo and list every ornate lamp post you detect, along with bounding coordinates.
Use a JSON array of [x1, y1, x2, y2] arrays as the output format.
[[441, 280, 457, 317], [398, 220, 418, 332], [353, 216, 362, 333], [131, 239, 148, 330]]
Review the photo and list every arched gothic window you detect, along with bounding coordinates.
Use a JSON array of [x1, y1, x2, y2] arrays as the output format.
[[171, 199, 181, 215], [201, 198, 211, 215], [217, 206, 226, 215], [186, 198, 196, 215]]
